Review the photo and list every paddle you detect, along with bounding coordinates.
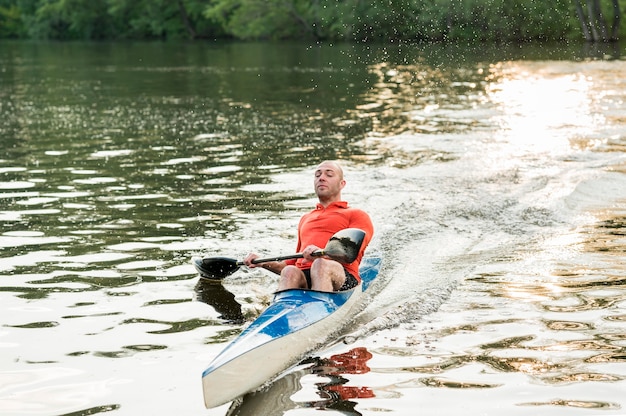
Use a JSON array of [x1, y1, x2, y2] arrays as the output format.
[[193, 228, 366, 280]]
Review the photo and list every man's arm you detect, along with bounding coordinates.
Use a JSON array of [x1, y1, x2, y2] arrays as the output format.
[[243, 253, 288, 275], [259, 260, 287, 275]]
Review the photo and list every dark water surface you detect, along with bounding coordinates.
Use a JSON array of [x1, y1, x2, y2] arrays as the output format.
[[1, 40, 625, 415]]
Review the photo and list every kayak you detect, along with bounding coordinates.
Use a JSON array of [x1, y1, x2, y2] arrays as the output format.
[[201, 256, 382, 409]]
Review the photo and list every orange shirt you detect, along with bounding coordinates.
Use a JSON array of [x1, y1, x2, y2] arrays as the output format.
[[287, 201, 373, 280]]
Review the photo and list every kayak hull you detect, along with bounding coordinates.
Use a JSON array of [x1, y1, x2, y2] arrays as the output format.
[[201, 257, 381, 408]]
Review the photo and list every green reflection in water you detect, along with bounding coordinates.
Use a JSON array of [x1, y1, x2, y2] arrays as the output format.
[[7, 321, 59, 328], [205, 328, 242, 345], [121, 317, 218, 334], [519, 399, 621, 410], [420, 377, 501, 389], [93, 344, 167, 358], [78, 344, 168, 358], [58, 404, 121, 416], [62, 311, 123, 319]]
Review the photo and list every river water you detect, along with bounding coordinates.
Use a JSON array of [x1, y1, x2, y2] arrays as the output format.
[[1, 40, 625, 416]]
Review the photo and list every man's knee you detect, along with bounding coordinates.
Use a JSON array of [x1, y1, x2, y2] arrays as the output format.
[[310, 259, 345, 291], [311, 258, 342, 275], [280, 266, 307, 289]]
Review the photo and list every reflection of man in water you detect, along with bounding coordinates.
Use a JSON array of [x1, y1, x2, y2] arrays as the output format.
[[314, 347, 375, 401], [226, 347, 375, 416], [194, 279, 244, 323]]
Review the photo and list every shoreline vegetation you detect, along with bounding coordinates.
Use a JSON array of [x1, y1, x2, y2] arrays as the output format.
[[0, 0, 624, 43]]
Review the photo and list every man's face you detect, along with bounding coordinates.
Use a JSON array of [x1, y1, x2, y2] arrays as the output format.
[[314, 162, 345, 199]]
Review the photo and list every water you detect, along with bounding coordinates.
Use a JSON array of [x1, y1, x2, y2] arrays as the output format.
[[0, 40, 625, 416]]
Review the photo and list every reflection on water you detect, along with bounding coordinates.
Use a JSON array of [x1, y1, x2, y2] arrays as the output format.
[[520, 399, 621, 410], [312, 347, 375, 404], [582, 214, 626, 255], [195, 278, 244, 324], [486, 63, 597, 147], [227, 348, 374, 416]]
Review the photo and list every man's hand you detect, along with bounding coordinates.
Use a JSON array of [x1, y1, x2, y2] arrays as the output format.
[[243, 253, 261, 268], [243, 253, 285, 275], [302, 245, 323, 262]]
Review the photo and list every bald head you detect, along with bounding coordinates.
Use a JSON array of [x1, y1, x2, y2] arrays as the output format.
[[316, 160, 343, 179], [314, 161, 346, 206]]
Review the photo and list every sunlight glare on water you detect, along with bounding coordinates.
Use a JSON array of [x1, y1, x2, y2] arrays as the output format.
[[487, 63, 598, 147]]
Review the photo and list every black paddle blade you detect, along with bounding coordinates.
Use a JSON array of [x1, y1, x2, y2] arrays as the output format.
[[193, 257, 241, 280], [322, 228, 366, 264]]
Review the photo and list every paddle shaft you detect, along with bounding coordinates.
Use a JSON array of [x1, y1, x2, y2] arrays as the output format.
[[246, 251, 324, 266]]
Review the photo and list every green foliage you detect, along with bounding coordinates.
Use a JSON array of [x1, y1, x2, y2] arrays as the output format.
[[335, 0, 424, 41], [108, 0, 182, 39], [204, 0, 316, 39], [427, 0, 576, 42], [0, 4, 24, 37], [201, 0, 599, 42], [0, 0, 624, 41], [6, 0, 224, 40], [18, 0, 118, 39]]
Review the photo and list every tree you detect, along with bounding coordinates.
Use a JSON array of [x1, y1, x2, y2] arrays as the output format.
[[1, 0, 623, 42], [574, 0, 622, 41], [204, 0, 317, 40], [0, 3, 24, 38]]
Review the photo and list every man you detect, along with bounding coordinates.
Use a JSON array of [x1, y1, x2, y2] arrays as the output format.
[[243, 160, 373, 292]]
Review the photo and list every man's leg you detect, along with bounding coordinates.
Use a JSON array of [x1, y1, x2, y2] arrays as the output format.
[[278, 265, 308, 290], [310, 259, 346, 292]]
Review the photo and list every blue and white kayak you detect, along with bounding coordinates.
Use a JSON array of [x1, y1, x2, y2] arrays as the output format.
[[202, 256, 382, 408]]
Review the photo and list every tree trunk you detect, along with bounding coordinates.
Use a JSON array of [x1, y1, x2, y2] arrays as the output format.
[[610, 0, 621, 40], [585, 0, 600, 40], [312, 0, 320, 39], [286, 2, 317, 39], [574, 0, 593, 41], [591, 0, 609, 40], [576, 0, 621, 42], [176, 0, 197, 39]]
